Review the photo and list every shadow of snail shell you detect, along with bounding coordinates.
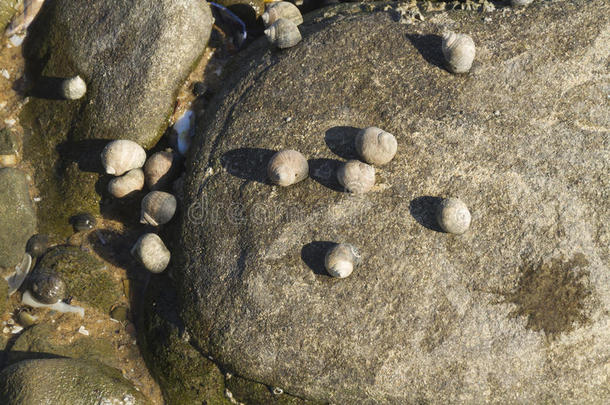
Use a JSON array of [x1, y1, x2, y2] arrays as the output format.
[[355, 127, 397, 166], [325, 243, 361, 278], [262, 2, 303, 27], [337, 160, 375, 194], [140, 191, 177, 226], [108, 168, 145, 198], [131, 233, 170, 273], [144, 149, 180, 190], [101, 140, 147, 176], [264, 18, 302, 49], [60, 75, 87, 100], [267, 149, 309, 186], [442, 31, 476, 74], [29, 269, 66, 305], [436, 197, 471, 234]]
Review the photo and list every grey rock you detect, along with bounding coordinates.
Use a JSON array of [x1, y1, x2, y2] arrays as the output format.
[[23, 0, 213, 149], [0, 358, 148, 404], [0, 168, 36, 271], [169, 0, 609, 403]]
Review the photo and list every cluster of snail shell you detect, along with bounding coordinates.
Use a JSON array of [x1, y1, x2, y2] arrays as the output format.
[[263, 2, 303, 49], [101, 140, 178, 274]]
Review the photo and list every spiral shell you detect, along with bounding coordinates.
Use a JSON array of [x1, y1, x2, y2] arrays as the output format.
[[337, 160, 375, 194], [108, 168, 145, 198], [355, 127, 397, 166], [436, 197, 471, 234], [325, 243, 360, 278], [262, 2, 303, 27], [101, 140, 147, 176], [511, 0, 533, 6], [140, 191, 177, 226], [130, 233, 170, 274], [267, 149, 309, 186], [29, 270, 66, 305], [264, 18, 302, 49], [442, 31, 476, 74], [26, 234, 49, 258], [144, 149, 179, 190], [61, 75, 87, 100]]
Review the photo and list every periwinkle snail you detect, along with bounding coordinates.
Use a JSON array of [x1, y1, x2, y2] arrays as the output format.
[[355, 127, 397, 166], [140, 191, 177, 226], [262, 2, 303, 27], [101, 139, 147, 176], [325, 243, 361, 278], [26, 234, 49, 258], [108, 168, 145, 198], [267, 149, 309, 186], [436, 197, 471, 234], [29, 270, 66, 305], [144, 149, 180, 190], [60, 75, 87, 100], [337, 160, 375, 194], [131, 233, 171, 274], [442, 31, 476, 74], [264, 18, 302, 49], [70, 213, 96, 232], [511, 0, 533, 6]]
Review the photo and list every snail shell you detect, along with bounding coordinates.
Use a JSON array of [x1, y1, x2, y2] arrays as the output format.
[[325, 243, 361, 278], [337, 160, 375, 194], [130, 233, 171, 274], [511, 0, 533, 6], [26, 234, 49, 258], [108, 168, 145, 198], [264, 18, 302, 49], [144, 149, 179, 190], [101, 140, 147, 176], [355, 127, 398, 166], [70, 213, 96, 232], [267, 149, 309, 186], [140, 191, 177, 226], [262, 2, 303, 27], [436, 197, 471, 234], [60, 75, 87, 100], [442, 31, 476, 74], [29, 270, 66, 305]]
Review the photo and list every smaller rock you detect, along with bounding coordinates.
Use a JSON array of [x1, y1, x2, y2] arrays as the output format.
[[0, 358, 148, 404]]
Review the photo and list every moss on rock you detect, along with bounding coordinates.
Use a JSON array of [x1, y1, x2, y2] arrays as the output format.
[[0, 278, 7, 316], [36, 246, 121, 313]]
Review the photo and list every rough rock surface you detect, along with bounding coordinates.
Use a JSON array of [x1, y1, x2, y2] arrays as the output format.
[[19, 0, 213, 237], [0, 168, 36, 270], [0, 358, 148, 404], [162, 1, 608, 403], [23, 0, 213, 148], [0, 0, 17, 33]]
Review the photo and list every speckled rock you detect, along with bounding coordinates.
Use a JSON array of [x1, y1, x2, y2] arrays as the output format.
[[158, 1, 609, 403], [0, 358, 148, 404], [0, 168, 36, 272]]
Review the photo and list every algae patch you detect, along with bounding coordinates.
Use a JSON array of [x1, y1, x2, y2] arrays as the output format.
[[505, 253, 592, 339]]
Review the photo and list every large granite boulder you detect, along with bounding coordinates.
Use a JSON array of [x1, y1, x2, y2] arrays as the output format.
[[0, 358, 148, 404], [154, 0, 609, 403], [20, 0, 213, 237], [0, 168, 36, 271]]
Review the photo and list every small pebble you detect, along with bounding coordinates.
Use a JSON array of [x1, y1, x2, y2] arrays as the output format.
[[1, 69, 9, 79], [78, 326, 90, 336]]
